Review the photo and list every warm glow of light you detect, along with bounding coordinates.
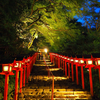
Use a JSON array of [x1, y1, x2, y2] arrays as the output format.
[[44, 48, 48, 53], [75, 60, 78, 62], [25, 60, 28, 62], [10, 66, 12, 72], [70, 59, 73, 61], [30, 75, 69, 81], [35, 33, 38, 39], [80, 60, 84, 64], [3, 66, 8, 71], [98, 60, 100, 65], [49, 68, 61, 71], [96, 60, 100, 65], [20, 63, 21, 68], [14, 63, 19, 67], [28, 59, 30, 62], [35, 35, 38, 39], [67, 58, 70, 60], [88, 60, 92, 64]]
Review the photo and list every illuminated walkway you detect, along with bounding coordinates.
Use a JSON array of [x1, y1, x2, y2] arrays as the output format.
[[18, 60, 93, 100]]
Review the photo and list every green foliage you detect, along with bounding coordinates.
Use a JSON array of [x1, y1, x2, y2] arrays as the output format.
[[0, 75, 5, 100], [1, 0, 100, 99], [78, 67, 100, 99]]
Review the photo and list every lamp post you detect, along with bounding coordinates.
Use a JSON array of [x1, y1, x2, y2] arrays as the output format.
[[55, 54, 58, 67], [74, 58, 79, 85], [62, 56, 65, 73], [85, 58, 95, 96], [64, 57, 67, 76], [92, 53, 100, 83], [70, 57, 74, 82], [53, 54, 56, 66], [67, 57, 70, 78], [95, 58, 100, 83], [0, 64, 14, 100], [49, 53, 53, 63], [52, 54, 55, 64], [25, 57, 31, 83], [19, 62, 23, 93], [59, 55, 62, 68], [58, 55, 61, 68], [78, 58, 85, 89], [13, 60, 23, 100], [22, 58, 26, 87]]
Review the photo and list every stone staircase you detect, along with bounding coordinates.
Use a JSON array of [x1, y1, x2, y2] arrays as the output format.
[[18, 60, 93, 100]]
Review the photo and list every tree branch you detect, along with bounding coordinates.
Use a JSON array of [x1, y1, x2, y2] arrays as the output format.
[[24, 14, 42, 29], [30, 0, 36, 16]]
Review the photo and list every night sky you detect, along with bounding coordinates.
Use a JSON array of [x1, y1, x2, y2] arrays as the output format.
[[74, 0, 100, 28]]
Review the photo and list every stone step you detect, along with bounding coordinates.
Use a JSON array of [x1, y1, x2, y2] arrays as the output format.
[[19, 90, 92, 100], [36, 60, 51, 62], [19, 96, 92, 100], [19, 88, 92, 100], [35, 61, 52, 64], [18, 60, 93, 100], [29, 75, 68, 81], [19, 95, 92, 100], [21, 88, 91, 94], [21, 89, 91, 94], [34, 63, 55, 67], [19, 98, 92, 100]]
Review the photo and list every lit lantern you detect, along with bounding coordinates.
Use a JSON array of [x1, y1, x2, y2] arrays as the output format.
[[62, 56, 64, 59], [28, 59, 30, 62], [59, 55, 61, 58], [86, 59, 93, 65], [25, 58, 30, 63], [64, 57, 67, 60], [95, 59, 100, 65], [93, 56, 100, 84], [70, 58, 74, 62], [13, 61, 22, 100], [0, 63, 14, 100], [75, 59, 78, 63], [44, 48, 48, 53], [79, 59, 85, 64], [21, 62, 25, 66], [14, 61, 22, 68], [25, 59, 28, 63], [80, 60, 84, 64], [21, 59, 25, 65], [2, 64, 12, 73], [74, 58, 79, 64], [67, 58, 70, 61]]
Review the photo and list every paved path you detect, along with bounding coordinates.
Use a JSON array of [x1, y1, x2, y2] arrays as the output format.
[[18, 60, 93, 100]]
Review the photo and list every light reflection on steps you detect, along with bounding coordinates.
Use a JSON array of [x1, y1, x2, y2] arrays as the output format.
[[29, 75, 69, 81], [18, 60, 93, 100]]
